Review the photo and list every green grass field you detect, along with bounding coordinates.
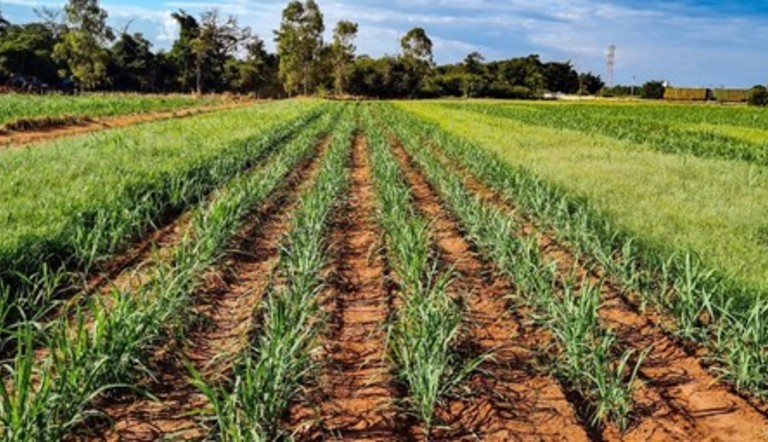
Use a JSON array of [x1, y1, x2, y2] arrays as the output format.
[[0, 93, 222, 129], [0, 100, 321, 290], [2, 99, 768, 440], [397, 100, 768, 295]]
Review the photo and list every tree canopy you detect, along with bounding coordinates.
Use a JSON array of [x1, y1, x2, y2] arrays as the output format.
[[0, 0, 651, 100]]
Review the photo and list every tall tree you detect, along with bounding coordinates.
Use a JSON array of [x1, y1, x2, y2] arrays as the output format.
[[330, 20, 358, 96], [578, 71, 604, 95], [400, 27, 433, 97], [235, 36, 268, 92], [494, 55, 545, 92], [0, 9, 9, 30], [34, 6, 65, 38], [109, 32, 155, 91], [169, 10, 199, 92], [401, 27, 433, 64], [274, 0, 325, 96], [542, 61, 579, 93], [0, 22, 62, 85], [463, 51, 485, 75], [53, 0, 114, 90], [190, 10, 248, 94]]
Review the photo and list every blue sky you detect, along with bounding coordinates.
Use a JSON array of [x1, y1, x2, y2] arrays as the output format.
[[2, 0, 767, 87]]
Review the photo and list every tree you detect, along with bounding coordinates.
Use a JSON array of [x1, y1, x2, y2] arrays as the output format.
[[578, 72, 604, 95], [235, 36, 280, 96], [34, 6, 65, 38], [274, 0, 325, 96], [348, 55, 386, 97], [494, 55, 545, 93], [543, 61, 579, 93], [748, 85, 768, 106], [401, 27, 433, 64], [53, 0, 114, 90], [0, 23, 62, 85], [399, 27, 434, 97], [641, 80, 665, 99], [463, 51, 485, 76], [330, 20, 358, 96], [0, 9, 9, 30], [109, 32, 155, 91], [169, 10, 199, 92], [190, 10, 249, 94]]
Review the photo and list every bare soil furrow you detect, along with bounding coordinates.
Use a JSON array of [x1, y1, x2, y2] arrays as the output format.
[[289, 135, 401, 441], [84, 137, 332, 441], [80, 210, 192, 297], [389, 138, 590, 441], [425, 141, 768, 441]]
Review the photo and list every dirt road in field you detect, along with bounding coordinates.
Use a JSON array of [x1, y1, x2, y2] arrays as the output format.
[[289, 135, 404, 440], [85, 137, 331, 441], [390, 137, 590, 441], [424, 140, 768, 441], [0, 101, 256, 148]]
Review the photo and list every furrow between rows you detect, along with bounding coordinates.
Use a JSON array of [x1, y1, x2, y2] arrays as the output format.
[[87, 136, 334, 441], [419, 121, 768, 441], [289, 134, 401, 441], [387, 133, 591, 441]]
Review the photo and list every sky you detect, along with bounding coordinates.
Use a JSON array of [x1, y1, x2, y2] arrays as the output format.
[[2, 0, 767, 87]]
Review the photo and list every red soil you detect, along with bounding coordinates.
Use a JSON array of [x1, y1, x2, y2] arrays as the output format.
[[289, 135, 402, 440], [390, 138, 590, 441], [80, 137, 331, 441], [427, 141, 768, 441]]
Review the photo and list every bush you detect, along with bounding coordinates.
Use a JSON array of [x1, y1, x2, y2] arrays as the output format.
[[641, 81, 666, 99], [747, 85, 768, 106], [486, 82, 534, 99]]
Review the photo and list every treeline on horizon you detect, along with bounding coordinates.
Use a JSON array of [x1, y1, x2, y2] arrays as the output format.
[[1, 0, 766, 103]]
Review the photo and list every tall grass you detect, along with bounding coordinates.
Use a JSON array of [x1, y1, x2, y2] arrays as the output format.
[[0, 106, 340, 441], [379, 104, 645, 430], [362, 107, 475, 435], [391, 101, 768, 401], [194, 106, 356, 441], [0, 93, 220, 129], [0, 102, 324, 338]]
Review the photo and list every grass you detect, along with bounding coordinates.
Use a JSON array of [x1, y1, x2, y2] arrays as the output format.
[[390, 101, 768, 404], [0, 100, 322, 301], [397, 101, 768, 296], [194, 105, 355, 441], [449, 101, 768, 165], [362, 106, 473, 435], [0, 93, 221, 130], [0, 107, 339, 441], [378, 104, 643, 431]]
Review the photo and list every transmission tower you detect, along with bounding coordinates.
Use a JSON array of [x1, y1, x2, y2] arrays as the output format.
[[606, 44, 616, 87]]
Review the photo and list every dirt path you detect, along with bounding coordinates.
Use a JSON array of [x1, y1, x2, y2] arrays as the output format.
[[82, 137, 331, 441], [389, 138, 590, 441], [290, 135, 402, 441], [0, 101, 256, 148], [424, 141, 768, 441]]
